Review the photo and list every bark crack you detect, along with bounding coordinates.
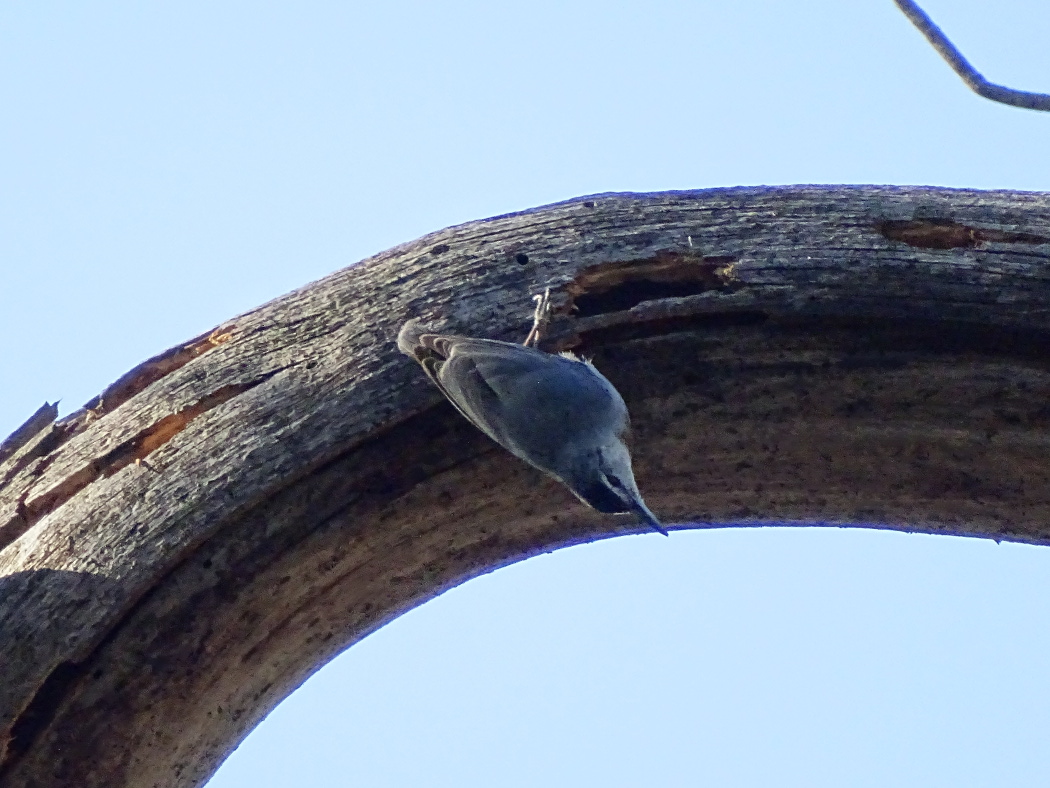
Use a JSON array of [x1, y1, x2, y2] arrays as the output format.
[[566, 251, 739, 317], [9, 372, 278, 546], [879, 219, 1050, 250], [78, 327, 236, 423], [0, 328, 236, 504]]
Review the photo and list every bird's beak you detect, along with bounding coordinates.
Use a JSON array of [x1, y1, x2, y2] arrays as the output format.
[[632, 499, 668, 536]]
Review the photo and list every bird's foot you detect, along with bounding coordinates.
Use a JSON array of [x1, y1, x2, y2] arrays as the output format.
[[523, 288, 552, 347]]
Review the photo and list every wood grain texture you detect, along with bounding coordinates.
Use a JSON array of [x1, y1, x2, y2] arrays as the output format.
[[2, 185, 1050, 787]]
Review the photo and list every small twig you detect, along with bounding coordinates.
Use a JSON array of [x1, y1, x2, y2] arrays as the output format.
[[894, 0, 1050, 112]]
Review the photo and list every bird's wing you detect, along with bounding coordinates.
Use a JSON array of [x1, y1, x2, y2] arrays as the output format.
[[404, 329, 627, 461], [400, 332, 510, 440], [432, 338, 548, 450], [409, 334, 585, 459]]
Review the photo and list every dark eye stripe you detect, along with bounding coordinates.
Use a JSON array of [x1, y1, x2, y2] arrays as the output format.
[[576, 475, 630, 514]]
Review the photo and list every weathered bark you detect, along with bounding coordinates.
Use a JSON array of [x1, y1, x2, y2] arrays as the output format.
[[1, 185, 1049, 787]]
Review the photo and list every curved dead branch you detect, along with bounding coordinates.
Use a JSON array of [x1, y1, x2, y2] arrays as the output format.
[[895, 0, 1050, 112], [2, 185, 1050, 787]]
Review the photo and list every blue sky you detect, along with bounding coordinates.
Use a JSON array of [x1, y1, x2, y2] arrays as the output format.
[[2, 1, 1049, 786]]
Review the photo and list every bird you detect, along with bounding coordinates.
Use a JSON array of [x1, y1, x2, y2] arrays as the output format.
[[397, 290, 667, 535]]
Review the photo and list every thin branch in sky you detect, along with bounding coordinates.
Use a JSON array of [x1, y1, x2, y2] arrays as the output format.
[[894, 0, 1050, 112]]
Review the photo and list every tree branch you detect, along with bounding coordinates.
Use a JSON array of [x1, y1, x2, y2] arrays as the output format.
[[894, 0, 1050, 112], [1, 186, 1050, 787]]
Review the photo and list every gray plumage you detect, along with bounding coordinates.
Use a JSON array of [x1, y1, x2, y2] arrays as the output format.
[[397, 319, 666, 535]]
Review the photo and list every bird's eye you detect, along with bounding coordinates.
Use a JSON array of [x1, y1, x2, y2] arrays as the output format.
[[604, 473, 627, 492]]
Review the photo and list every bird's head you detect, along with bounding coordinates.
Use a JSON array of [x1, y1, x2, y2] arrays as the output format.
[[562, 438, 667, 536]]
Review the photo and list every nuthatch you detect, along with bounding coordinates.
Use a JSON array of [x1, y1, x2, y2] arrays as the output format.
[[397, 290, 666, 535]]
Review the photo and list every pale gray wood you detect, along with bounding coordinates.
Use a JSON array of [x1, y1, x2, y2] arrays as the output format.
[[1, 185, 1050, 787]]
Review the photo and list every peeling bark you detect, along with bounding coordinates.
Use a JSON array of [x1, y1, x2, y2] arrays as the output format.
[[1, 185, 1050, 787]]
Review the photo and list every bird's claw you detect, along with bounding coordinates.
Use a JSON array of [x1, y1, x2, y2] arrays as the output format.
[[523, 288, 552, 347]]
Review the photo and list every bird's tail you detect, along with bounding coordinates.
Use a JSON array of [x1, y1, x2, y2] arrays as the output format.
[[397, 318, 429, 358]]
